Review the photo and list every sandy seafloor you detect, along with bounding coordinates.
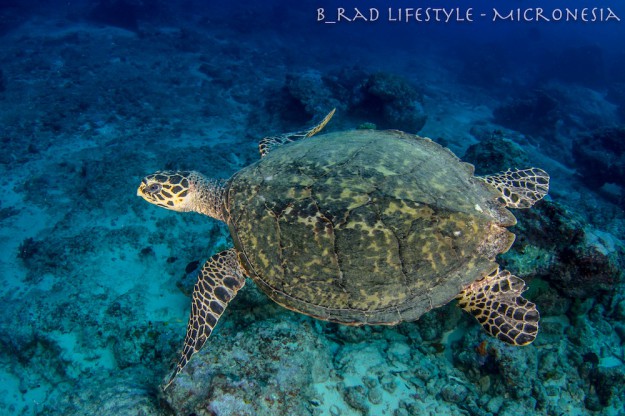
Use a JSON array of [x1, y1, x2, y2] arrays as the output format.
[[1, 2, 625, 415]]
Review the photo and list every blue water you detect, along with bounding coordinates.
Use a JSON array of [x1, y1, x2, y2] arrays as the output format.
[[0, 1, 624, 415]]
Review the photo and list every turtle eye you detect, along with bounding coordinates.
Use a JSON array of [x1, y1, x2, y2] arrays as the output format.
[[146, 183, 162, 194]]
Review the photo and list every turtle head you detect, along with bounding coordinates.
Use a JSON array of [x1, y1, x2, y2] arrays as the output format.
[[137, 170, 226, 221]]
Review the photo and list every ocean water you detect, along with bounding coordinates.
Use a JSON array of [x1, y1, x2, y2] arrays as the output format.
[[0, 0, 624, 415]]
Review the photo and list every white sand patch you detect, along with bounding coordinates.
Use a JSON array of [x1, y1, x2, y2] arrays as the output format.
[[49, 330, 117, 377]]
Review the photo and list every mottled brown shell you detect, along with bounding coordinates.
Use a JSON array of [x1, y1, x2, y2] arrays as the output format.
[[225, 130, 516, 325]]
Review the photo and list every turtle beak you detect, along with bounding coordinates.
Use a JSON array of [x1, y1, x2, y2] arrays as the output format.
[[137, 180, 146, 197]]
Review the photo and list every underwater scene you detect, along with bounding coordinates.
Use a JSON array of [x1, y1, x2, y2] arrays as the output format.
[[1, 0, 625, 415]]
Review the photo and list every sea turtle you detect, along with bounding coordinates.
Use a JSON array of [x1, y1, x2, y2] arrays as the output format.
[[137, 110, 549, 389]]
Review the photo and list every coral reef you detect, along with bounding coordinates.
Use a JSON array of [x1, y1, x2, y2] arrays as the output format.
[[504, 201, 624, 299], [463, 128, 530, 175], [493, 84, 620, 166], [1, 7, 624, 416], [283, 71, 343, 120], [163, 308, 323, 416], [357, 72, 427, 132], [465, 132, 623, 299], [572, 127, 625, 191], [456, 44, 511, 88], [492, 89, 560, 139], [278, 69, 427, 133]]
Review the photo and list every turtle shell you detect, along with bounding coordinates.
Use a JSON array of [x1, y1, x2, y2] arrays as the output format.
[[225, 130, 517, 325]]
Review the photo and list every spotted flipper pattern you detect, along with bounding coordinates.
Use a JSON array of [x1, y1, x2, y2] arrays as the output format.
[[457, 268, 539, 346], [480, 168, 550, 209], [258, 108, 335, 157], [164, 248, 246, 389]]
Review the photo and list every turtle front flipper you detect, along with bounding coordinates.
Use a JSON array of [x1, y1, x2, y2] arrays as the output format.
[[164, 248, 246, 390], [258, 108, 335, 157], [480, 168, 550, 208], [457, 268, 539, 346]]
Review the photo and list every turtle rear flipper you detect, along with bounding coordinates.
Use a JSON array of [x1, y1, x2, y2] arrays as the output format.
[[457, 268, 539, 346], [258, 108, 335, 157], [481, 168, 550, 208], [164, 248, 246, 390]]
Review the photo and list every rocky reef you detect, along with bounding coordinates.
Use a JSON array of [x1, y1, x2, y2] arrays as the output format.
[[154, 132, 625, 416], [572, 127, 625, 205], [493, 89, 560, 139], [1, 8, 624, 416], [463, 129, 530, 175], [464, 132, 624, 300], [276, 69, 427, 133], [492, 84, 620, 166]]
